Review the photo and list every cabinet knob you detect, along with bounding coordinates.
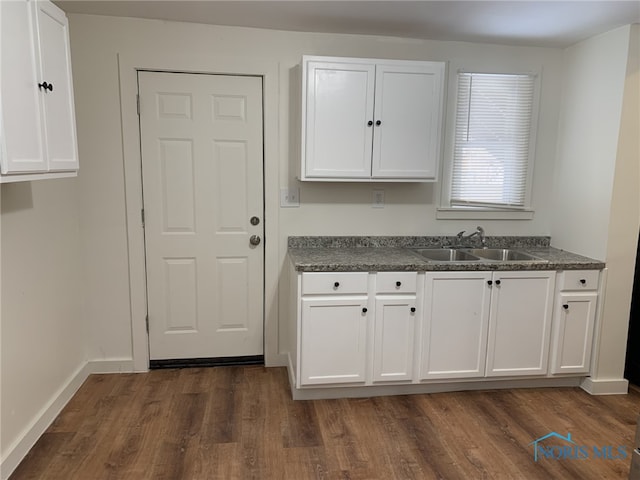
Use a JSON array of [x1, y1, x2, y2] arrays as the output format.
[[375, 120, 381, 126], [410, 307, 416, 313], [333, 282, 340, 288], [362, 307, 368, 313], [367, 120, 373, 126], [396, 281, 402, 287], [495, 279, 501, 286], [487, 280, 493, 286], [579, 279, 586, 285], [563, 304, 569, 310], [38, 81, 53, 92]]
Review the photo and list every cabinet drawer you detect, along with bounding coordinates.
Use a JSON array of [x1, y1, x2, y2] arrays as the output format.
[[376, 272, 417, 293], [557, 270, 600, 291], [302, 272, 368, 295]]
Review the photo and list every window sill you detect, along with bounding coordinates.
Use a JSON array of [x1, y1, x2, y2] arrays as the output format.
[[436, 208, 535, 220]]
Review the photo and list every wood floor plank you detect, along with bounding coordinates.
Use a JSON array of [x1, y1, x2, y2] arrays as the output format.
[[9, 367, 640, 480]]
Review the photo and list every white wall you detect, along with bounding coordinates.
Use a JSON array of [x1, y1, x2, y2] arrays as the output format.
[[550, 27, 630, 260], [597, 25, 639, 381], [67, 13, 564, 365], [0, 179, 86, 474], [551, 25, 638, 386]]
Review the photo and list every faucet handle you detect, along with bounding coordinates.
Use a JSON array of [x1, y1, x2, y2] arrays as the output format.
[[456, 230, 465, 238]]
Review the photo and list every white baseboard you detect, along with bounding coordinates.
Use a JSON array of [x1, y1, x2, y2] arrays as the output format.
[[87, 358, 135, 374], [0, 358, 136, 480], [0, 362, 91, 480], [580, 377, 629, 395]]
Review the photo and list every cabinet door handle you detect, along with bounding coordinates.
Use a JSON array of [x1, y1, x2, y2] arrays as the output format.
[[563, 304, 569, 310], [367, 120, 373, 126], [487, 280, 493, 286], [38, 81, 53, 92], [375, 120, 381, 126], [579, 279, 586, 285], [396, 281, 402, 287], [410, 307, 416, 313], [333, 282, 340, 288], [362, 307, 368, 313], [495, 279, 501, 286]]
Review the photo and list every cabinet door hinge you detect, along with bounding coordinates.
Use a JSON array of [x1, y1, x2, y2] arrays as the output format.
[[145, 314, 149, 333], [141, 208, 145, 227], [136, 94, 140, 116]]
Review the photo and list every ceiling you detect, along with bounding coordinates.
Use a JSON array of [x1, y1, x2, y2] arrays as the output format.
[[55, 0, 640, 48]]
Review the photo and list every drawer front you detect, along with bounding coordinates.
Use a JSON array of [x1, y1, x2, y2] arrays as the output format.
[[376, 272, 417, 293], [636, 416, 640, 448], [557, 270, 600, 291], [302, 272, 368, 295]]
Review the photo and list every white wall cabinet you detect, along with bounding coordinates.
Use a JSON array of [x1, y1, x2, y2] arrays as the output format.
[[420, 272, 492, 379], [486, 271, 556, 377], [550, 270, 599, 374], [0, 0, 78, 182], [299, 56, 445, 182]]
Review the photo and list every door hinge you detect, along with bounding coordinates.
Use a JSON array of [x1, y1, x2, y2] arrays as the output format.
[[136, 94, 140, 116], [141, 208, 145, 227], [145, 314, 149, 333]]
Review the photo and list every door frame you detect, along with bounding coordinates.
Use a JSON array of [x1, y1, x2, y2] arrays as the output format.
[[118, 53, 281, 371]]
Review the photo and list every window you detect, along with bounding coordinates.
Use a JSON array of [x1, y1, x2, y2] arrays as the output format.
[[442, 72, 538, 217]]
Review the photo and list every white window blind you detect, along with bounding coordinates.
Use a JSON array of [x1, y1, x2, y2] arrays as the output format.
[[451, 72, 536, 209]]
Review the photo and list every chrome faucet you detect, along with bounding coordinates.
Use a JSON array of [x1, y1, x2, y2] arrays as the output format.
[[456, 226, 487, 248]]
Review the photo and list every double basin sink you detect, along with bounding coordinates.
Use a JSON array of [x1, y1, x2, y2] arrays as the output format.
[[413, 248, 546, 263]]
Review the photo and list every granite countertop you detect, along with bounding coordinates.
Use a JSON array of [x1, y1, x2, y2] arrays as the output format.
[[288, 236, 605, 272]]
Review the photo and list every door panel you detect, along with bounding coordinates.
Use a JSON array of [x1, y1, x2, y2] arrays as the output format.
[[304, 61, 375, 178], [139, 71, 264, 361]]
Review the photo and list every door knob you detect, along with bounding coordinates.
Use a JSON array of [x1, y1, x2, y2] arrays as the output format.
[[249, 235, 261, 246]]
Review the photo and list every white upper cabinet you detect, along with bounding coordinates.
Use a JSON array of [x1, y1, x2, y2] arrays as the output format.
[[299, 56, 445, 182], [0, 0, 78, 182]]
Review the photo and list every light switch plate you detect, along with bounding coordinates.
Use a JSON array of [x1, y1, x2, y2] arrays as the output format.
[[280, 187, 300, 207], [372, 189, 385, 208]]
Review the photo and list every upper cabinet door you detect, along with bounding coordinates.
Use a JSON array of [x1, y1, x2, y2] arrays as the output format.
[[36, 0, 78, 172], [372, 63, 445, 179], [0, 0, 47, 173], [304, 60, 375, 179]]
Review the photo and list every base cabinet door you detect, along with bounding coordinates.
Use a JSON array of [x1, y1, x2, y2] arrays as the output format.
[[373, 296, 417, 382], [486, 271, 556, 377], [299, 297, 368, 385], [550, 293, 597, 374], [420, 272, 492, 379]]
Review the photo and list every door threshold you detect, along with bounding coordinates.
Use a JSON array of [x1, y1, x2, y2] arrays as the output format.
[[150, 355, 264, 369]]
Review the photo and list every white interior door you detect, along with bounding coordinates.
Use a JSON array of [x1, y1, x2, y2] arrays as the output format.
[[139, 71, 264, 361]]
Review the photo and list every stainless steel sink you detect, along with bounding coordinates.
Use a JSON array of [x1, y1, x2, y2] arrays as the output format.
[[464, 248, 543, 261], [413, 249, 482, 262]]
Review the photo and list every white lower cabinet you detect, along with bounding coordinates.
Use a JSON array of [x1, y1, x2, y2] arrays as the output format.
[[421, 270, 555, 379], [292, 267, 596, 395], [298, 272, 369, 386], [372, 272, 419, 382], [485, 271, 556, 376], [420, 272, 491, 379], [549, 270, 599, 375], [300, 297, 369, 385]]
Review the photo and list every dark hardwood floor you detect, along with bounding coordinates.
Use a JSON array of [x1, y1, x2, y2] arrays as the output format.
[[9, 366, 640, 479]]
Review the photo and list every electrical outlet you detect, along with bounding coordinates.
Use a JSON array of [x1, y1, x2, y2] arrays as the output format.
[[372, 189, 385, 208], [280, 187, 300, 208]]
